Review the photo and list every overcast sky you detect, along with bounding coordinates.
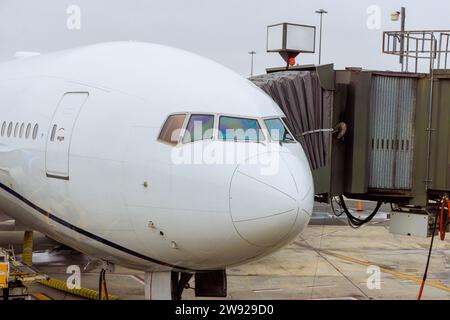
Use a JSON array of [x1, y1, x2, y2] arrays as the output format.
[[0, 0, 447, 76]]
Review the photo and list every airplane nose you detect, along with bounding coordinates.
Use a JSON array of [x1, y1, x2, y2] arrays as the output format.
[[229, 151, 313, 247]]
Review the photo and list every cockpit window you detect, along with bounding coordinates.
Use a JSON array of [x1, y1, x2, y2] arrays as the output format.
[[158, 114, 186, 145], [219, 116, 264, 142], [264, 118, 295, 143], [183, 114, 214, 143]]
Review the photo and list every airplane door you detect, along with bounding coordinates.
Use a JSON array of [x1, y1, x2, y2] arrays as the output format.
[[45, 92, 89, 180]]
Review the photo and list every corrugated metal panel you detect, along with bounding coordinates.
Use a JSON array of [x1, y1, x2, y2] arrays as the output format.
[[368, 75, 416, 190]]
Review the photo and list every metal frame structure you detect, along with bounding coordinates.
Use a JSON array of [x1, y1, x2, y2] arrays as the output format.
[[383, 30, 450, 73]]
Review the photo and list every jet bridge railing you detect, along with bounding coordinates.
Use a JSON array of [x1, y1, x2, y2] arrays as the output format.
[[383, 30, 450, 72]]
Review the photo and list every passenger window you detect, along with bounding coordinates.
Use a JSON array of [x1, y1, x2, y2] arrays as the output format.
[[25, 123, 31, 139], [19, 123, 24, 138], [182, 114, 214, 143], [7, 122, 12, 137], [50, 124, 57, 141], [32, 124, 39, 140], [1, 122, 6, 136], [219, 116, 264, 142], [158, 114, 186, 145], [264, 118, 295, 143]]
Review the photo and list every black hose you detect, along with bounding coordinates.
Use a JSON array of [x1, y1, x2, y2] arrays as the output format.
[[102, 269, 109, 300], [330, 196, 345, 217], [390, 202, 397, 212], [338, 196, 383, 228]]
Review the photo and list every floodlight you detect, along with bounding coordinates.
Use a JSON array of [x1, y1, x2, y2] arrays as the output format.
[[391, 11, 401, 22], [267, 23, 316, 53]]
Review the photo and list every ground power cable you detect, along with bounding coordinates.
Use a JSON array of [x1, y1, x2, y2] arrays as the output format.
[[338, 196, 383, 228], [301, 237, 370, 299], [307, 201, 370, 300], [309, 206, 326, 300]]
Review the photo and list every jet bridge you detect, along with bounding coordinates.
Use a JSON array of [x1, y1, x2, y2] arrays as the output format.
[[250, 31, 450, 237]]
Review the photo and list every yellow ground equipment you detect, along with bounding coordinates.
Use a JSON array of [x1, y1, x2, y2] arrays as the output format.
[[22, 230, 33, 266], [0, 249, 10, 289]]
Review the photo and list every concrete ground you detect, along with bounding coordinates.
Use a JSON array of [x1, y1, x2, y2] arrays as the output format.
[[1, 202, 449, 300]]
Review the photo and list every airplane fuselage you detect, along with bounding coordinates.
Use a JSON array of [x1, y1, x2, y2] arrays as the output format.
[[0, 42, 314, 272]]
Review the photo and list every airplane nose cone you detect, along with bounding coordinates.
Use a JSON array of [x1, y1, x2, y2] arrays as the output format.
[[229, 151, 313, 247]]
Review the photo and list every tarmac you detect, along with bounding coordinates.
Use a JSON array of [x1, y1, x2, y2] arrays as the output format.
[[1, 201, 449, 300]]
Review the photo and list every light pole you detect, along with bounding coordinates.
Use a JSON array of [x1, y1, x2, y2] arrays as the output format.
[[315, 9, 328, 65], [248, 51, 256, 78], [391, 7, 406, 71]]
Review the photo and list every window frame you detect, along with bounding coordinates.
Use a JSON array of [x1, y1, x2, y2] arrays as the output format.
[[262, 116, 297, 143], [32, 123, 39, 140], [181, 113, 217, 144], [217, 114, 266, 143], [1, 121, 5, 137], [19, 123, 25, 138], [157, 112, 297, 146], [25, 123, 31, 139], [7, 122, 12, 137], [13, 122, 19, 138], [50, 124, 57, 142]]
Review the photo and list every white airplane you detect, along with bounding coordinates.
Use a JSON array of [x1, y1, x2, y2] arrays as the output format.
[[0, 42, 314, 299]]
